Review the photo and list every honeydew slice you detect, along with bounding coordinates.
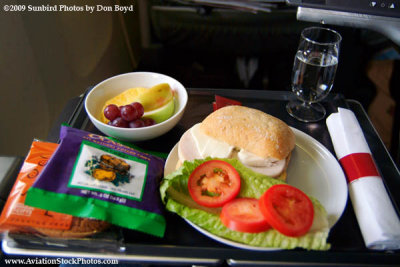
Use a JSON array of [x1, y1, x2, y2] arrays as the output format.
[[143, 98, 175, 123]]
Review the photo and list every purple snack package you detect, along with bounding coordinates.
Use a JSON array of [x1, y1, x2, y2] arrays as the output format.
[[25, 126, 166, 237]]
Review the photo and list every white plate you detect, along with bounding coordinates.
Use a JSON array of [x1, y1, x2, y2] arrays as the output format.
[[164, 127, 348, 250]]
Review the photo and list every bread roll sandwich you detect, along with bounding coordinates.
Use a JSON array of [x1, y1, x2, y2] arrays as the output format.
[[178, 106, 295, 180]]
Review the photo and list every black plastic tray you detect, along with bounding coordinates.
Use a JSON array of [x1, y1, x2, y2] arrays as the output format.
[[3, 88, 400, 266]]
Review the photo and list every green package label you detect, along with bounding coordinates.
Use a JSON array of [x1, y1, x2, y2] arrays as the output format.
[[69, 140, 149, 201]]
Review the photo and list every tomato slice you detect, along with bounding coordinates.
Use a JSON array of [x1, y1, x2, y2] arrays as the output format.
[[259, 184, 314, 237], [188, 160, 241, 207], [220, 198, 271, 233]]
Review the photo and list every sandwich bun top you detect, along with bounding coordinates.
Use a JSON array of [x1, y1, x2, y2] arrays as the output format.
[[200, 105, 295, 160]]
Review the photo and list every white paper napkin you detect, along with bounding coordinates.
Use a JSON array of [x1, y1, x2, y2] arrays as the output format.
[[326, 107, 400, 250]]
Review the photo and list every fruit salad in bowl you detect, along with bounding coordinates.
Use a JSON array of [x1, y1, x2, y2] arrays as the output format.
[[101, 83, 176, 128], [85, 72, 188, 142]]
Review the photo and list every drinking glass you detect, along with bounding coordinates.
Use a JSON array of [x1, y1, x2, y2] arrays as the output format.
[[286, 26, 342, 122]]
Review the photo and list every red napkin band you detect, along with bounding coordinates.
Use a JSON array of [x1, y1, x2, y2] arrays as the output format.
[[339, 153, 380, 183]]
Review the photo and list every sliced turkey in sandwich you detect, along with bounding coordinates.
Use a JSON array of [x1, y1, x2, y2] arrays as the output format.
[[177, 105, 295, 181]]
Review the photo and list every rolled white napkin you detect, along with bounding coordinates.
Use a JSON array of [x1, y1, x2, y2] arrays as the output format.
[[326, 107, 400, 250]]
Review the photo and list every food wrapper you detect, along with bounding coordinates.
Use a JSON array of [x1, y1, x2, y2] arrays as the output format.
[[0, 141, 110, 238], [326, 107, 400, 250], [0, 141, 73, 233], [25, 126, 166, 238], [212, 95, 242, 111]]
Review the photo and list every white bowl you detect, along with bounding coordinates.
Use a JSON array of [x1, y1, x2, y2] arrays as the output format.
[[85, 72, 188, 142]]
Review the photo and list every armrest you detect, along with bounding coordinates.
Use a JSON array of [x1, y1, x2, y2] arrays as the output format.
[[0, 156, 23, 210]]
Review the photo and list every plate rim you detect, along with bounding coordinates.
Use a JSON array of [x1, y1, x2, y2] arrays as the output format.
[[288, 127, 348, 228]]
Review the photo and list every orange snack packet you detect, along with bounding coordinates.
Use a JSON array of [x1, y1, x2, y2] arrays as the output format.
[[0, 141, 73, 233]]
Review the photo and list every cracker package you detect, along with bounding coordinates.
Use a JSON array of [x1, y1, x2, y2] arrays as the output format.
[[25, 126, 166, 237], [0, 141, 110, 238]]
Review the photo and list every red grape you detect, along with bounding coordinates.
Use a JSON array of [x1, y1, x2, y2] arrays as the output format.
[[104, 104, 120, 121], [143, 118, 156, 127], [130, 102, 144, 118], [129, 119, 145, 128], [111, 117, 128, 128], [120, 105, 139, 121]]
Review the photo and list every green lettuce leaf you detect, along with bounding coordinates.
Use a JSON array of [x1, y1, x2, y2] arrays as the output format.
[[160, 158, 331, 250]]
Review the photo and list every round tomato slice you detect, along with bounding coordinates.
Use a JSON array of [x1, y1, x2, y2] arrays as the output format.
[[220, 198, 271, 233], [188, 160, 241, 207], [259, 184, 314, 237]]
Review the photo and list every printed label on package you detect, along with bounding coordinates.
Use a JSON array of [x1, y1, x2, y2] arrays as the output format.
[[68, 140, 148, 201]]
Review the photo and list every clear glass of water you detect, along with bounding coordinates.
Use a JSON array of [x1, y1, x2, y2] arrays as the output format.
[[286, 27, 342, 122]]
